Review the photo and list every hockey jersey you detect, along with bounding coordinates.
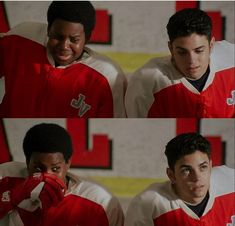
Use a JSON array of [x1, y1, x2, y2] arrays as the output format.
[[0, 22, 127, 118], [125, 41, 235, 118], [0, 162, 124, 226], [124, 166, 235, 226]]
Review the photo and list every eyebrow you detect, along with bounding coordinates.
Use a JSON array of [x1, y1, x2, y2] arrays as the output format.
[[176, 45, 205, 51], [180, 161, 209, 169], [32, 161, 63, 166], [49, 32, 82, 38]]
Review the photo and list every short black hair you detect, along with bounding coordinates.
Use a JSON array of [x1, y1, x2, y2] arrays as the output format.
[[167, 8, 212, 42], [47, 1, 96, 41], [23, 123, 73, 164], [165, 133, 211, 170]]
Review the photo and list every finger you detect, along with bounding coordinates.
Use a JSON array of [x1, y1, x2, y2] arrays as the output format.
[[39, 182, 63, 209], [43, 173, 66, 193]]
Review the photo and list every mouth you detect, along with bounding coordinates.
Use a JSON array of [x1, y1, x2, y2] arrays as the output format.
[[187, 66, 200, 73], [55, 51, 72, 62], [192, 185, 205, 192], [57, 54, 71, 61]]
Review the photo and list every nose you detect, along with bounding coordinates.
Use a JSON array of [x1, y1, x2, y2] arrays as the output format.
[[59, 38, 70, 50], [191, 170, 201, 182], [45, 169, 56, 175], [188, 52, 197, 64]]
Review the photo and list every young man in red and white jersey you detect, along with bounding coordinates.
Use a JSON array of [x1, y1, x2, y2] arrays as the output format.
[[0, 123, 124, 226], [125, 8, 235, 118], [125, 133, 235, 226], [0, 1, 126, 118]]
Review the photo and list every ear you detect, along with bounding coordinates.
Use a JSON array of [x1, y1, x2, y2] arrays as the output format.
[[66, 159, 72, 170], [47, 26, 50, 37], [209, 37, 215, 51], [166, 167, 176, 184], [209, 159, 212, 169], [168, 41, 174, 54]]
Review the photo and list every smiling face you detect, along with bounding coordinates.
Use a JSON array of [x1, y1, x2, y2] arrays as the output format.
[[47, 19, 86, 66], [27, 152, 71, 185], [168, 33, 214, 80], [167, 150, 212, 204]]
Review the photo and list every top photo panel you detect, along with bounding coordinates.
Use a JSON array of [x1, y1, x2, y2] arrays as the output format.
[[0, 1, 234, 118]]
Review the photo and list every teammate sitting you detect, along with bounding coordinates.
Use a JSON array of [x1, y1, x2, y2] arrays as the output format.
[[0, 1, 126, 118], [0, 123, 124, 226], [125, 8, 235, 118], [125, 132, 235, 225]]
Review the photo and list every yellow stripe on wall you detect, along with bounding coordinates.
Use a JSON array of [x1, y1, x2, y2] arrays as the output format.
[[90, 176, 167, 198], [102, 52, 168, 74]]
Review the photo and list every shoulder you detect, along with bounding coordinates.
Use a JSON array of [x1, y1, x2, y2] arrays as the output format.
[[211, 40, 235, 70], [6, 22, 47, 46], [134, 181, 175, 203], [81, 47, 125, 82], [127, 56, 182, 95], [0, 161, 27, 178], [211, 165, 234, 180], [212, 40, 234, 52], [129, 56, 181, 85], [128, 181, 177, 215], [125, 181, 182, 226], [67, 173, 116, 208], [211, 165, 235, 195]]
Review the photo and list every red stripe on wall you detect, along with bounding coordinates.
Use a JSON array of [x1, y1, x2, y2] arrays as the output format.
[[176, 1, 199, 11], [205, 136, 223, 166], [207, 11, 223, 41], [66, 119, 112, 168], [176, 119, 199, 135], [0, 2, 9, 32], [176, 119, 224, 166], [90, 10, 111, 44]]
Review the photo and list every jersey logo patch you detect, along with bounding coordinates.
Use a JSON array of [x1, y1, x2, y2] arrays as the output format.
[[1, 191, 10, 202], [227, 90, 235, 105], [226, 215, 235, 226], [71, 94, 91, 117]]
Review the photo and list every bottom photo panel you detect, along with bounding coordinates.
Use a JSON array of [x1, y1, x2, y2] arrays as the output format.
[[0, 118, 234, 226]]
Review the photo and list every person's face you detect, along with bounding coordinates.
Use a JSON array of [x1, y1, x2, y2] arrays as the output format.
[[168, 33, 214, 80], [167, 150, 212, 204], [27, 152, 71, 185], [47, 19, 86, 66]]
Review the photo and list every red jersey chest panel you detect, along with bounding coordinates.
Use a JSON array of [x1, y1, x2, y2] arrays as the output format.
[[0, 35, 113, 118], [148, 68, 235, 118], [15, 195, 109, 226], [153, 193, 235, 226], [43, 195, 109, 226]]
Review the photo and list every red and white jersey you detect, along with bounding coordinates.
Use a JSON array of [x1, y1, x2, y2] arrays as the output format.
[[125, 41, 235, 118], [0, 22, 126, 118], [0, 162, 124, 226], [125, 166, 235, 226]]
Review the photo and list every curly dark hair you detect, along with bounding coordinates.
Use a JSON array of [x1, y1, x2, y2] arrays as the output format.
[[165, 132, 211, 170], [47, 1, 96, 41], [167, 8, 212, 42], [23, 123, 73, 164]]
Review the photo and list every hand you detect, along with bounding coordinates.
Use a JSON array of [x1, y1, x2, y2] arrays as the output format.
[[37, 173, 66, 209], [11, 173, 66, 211]]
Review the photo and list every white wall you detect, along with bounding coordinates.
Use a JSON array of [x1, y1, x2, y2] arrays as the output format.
[[4, 1, 235, 54]]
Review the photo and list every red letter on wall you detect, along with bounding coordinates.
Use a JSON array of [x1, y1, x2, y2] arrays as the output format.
[[90, 10, 112, 44], [176, 119, 225, 166], [66, 119, 112, 169]]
